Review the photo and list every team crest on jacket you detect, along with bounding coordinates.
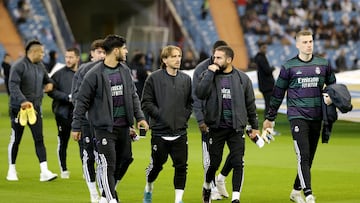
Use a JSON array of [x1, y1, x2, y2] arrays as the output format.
[[153, 145, 157, 151], [294, 126, 300, 133], [85, 137, 90, 143], [209, 138, 213, 145], [315, 67, 321, 74], [102, 138, 108, 145]]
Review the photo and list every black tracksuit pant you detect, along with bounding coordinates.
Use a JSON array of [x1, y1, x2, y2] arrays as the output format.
[[55, 115, 71, 172], [8, 106, 47, 164], [290, 119, 321, 196], [95, 127, 133, 201], [78, 121, 98, 183], [206, 128, 245, 192], [146, 134, 188, 190]]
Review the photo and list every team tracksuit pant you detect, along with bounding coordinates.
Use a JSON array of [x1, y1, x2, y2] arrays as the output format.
[[55, 115, 71, 172], [8, 106, 47, 165], [146, 134, 188, 190], [290, 119, 321, 197], [206, 128, 245, 192], [95, 127, 133, 201]]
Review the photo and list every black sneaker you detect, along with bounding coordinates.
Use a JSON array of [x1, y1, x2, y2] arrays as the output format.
[[202, 188, 211, 203], [232, 200, 240, 203]]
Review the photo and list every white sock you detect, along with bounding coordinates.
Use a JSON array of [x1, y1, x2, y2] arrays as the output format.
[[40, 161, 48, 173], [217, 173, 226, 182], [87, 181, 98, 195], [203, 182, 211, 190], [9, 164, 16, 171], [232, 191, 240, 201], [175, 189, 184, 203], [145, 182, 154, 192]]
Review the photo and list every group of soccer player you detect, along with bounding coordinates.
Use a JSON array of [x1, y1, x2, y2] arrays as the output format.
[[6, 29, 336, 203]]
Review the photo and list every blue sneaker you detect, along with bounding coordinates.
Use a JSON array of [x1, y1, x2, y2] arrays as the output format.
[[143, 192, 152, 203]]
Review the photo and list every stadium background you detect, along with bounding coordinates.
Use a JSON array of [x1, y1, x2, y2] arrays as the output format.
[[1, 0, 358, 121]]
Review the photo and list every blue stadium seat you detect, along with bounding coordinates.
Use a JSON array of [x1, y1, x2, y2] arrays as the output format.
[[6, 0, 64, 63], [171, 0, 219, 56]]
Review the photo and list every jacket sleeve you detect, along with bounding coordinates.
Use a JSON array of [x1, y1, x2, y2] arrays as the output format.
[[195, 69, 215, 100], [243, 74, 259, 129], [141, 75, 160, 120], [41, 64, 53, 85], [9, 62, 27, 104], [192, 66, 205, 125], [131, 76, 145, 122], [325, 62, 336, 85], [48, 71, 70, 102], [72, 73, 96, 132], [185, 76, 193, 121], [71, 67, 81, 105]]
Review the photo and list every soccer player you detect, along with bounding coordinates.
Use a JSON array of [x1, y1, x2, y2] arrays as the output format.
[[263, 29, 336, 203], [7, 40, 58, 182], [196, 45, 259, 203], [71, 35, 149, 203], [142, 45, 193, 203], [48, 47, 80, 179], [192, 40, 232, 200], [71, 39, 105, 203]]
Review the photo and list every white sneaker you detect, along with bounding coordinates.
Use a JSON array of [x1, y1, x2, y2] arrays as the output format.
[[40, 170, 58, 182], [305, 195, 316, 203], [6, 169, 19, 181], [211, 190, 223, 200], [60, 171, 70, 179], [99, 196, 108, 203], [290, 189, 305, 203], [90, 193, 100, 203], [215, 176, 229, 198]]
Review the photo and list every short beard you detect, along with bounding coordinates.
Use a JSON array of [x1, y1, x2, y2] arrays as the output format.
[[214, 63, 226, 72]]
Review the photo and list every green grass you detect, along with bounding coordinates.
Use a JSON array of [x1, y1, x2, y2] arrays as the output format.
[[0, 93, 359, 202]]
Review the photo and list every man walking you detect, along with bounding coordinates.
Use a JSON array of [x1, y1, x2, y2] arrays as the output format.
[[192, 40, 232, 200], [263, 30, 336, 203], [196, 46, 259, 203], [48, 47, 80, 179], [142, 45, 193, 203], [71, 39, 105, 203], [71, 35, 148, 203], [7, 40, 58, 182]]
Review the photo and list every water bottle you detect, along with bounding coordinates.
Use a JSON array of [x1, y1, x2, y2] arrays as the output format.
[[245, 125, 264, 148]]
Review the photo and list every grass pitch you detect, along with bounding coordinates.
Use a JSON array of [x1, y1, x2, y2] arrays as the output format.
[[0, 93, 359, 202]]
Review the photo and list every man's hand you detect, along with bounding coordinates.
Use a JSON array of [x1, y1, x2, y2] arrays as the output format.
[[261, 128, 275, 143], [71, 131, 81, 141], [20, 101, 33, 109], [262, 119, 274, 130], [199, 123, 209, 133], [250, 129, 260, 139], [44, 83, 53, 93], [137, 120, 149, 132], [323, 93, 332, 105], [129, 127, 140, 141], [208, 64, 219, 72]]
